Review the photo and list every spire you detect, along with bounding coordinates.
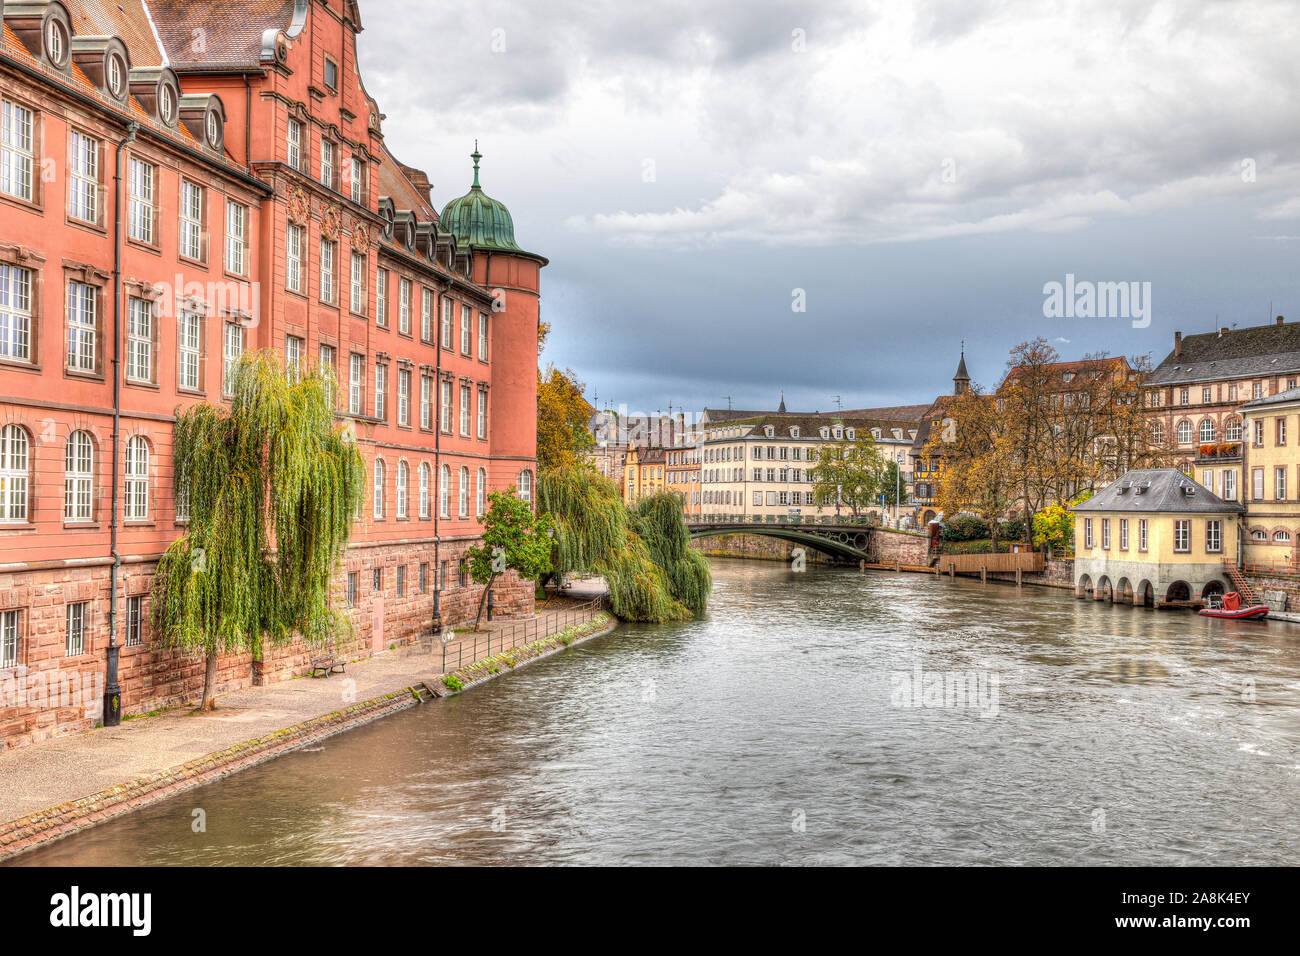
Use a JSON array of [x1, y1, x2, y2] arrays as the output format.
[[471, 140, 481, 189], [953, 343, 970, 395], [778, 391, 787, 413]]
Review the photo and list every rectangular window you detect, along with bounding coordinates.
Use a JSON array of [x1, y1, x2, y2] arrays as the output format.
[[127, 157, 154, 243], [441, 297, 452, 348], [346, 572, 357, 608], [223, 322, 243, 393], [350, 252, 365, 314], [375, 268, 388, 325], [1202, 386, 1212, 404], [399, 278, 411, 334], [1101, 518, 1110, 550], [349, 157, 363, 204], [66, 281, 96, 372], [372, 567, 382, 592], [0, 264, 33, 362], [287, 118, 303, 171], [1277, 466, 1288, 501], [285, 334, 303, 380], [319, 343, 335, 382], [398, 368, 410, 426], [460, 384, 471, 435], [1139, 518, 1148, 552], [349, 353, 363, 414], [286, 223, 304, 292], [440, 379, 452, 431], [477, 389, 487, 439], [1254, 419, 1264, 446], [374, 363, 387, 419], [421, 375, 432, 429], [324, 57, 339, 91], [1180, 388, 1189, 405], [125, 595, 143, 647], [225, 199, 247, 275], [1084, 518, 1094, 549], [126, 297, 152, 383], [419, 563, 428, 594], [1228, 384, 1238, 401], [1119, 518, 1129, 551], [69, 131, 99, 223], [461, 304, 471, 354], [319, 239, 335, 303], [422, 289, 434, 342], [178, 311, 201, 391], [1278, 417, 1288, 446], [753, 491, 762, 506], [0, 609, 17, 668], [65, 602, 86, 656], [1253, 467, 1265, 501], [396, 565, 406, 598], [320, 139, 334, 188], [1, 99, 34, 202], [478, 312, 488, 360], [1206, 519, 1222, 554], [1174, 519, 1190, 553], [179, 179, 204, 260], [1223, 469, 1237, 501]]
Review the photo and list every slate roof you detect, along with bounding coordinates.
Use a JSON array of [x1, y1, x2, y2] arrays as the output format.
[[827, 403, 930, 422], [145, 0, 299, 70], [1149, 320, 1300, 387], [1071, 469, 1244, 514], [706, 413, 918, 442], [1239, 385, 1300, 410]]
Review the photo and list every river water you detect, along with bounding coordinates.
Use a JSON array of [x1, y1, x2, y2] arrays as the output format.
[[16, 559, 1300, 865]]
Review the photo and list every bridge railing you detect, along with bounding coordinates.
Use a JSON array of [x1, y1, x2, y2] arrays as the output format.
[[688, 513, 879, 528]]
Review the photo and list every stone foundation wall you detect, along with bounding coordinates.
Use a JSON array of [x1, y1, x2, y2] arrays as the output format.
[[1242, 574, 1300, 611], [868, 529, 930, 566], [0, 539, 533, 751], [692, 534, 833, 563]]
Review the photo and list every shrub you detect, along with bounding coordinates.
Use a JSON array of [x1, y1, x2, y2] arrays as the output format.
[[942, 515, 990, 541], [442, 674, 464, 692]]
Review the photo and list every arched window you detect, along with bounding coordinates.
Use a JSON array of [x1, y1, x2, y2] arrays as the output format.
[[477, 467, 486, 517], [64, 430, 93, 521], [1176, 421, 1193, 445], [1252, 529, 1268, 541], [1274, 530, 1291, 543], [459, 466, 469, 517], [1225, 418, 1242, 442], [396, 461, 408, 518], [1199, 419, 1216, 443], [418, 463, 430, 518], [517, 468, 532, 503], [124, 436, 149, 520], [373, 458, 385, 518], [0, 425, 30, 522], [439, 464, 450, 518]]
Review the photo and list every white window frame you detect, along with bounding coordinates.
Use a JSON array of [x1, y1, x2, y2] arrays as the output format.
[[178, 310, 201, 391], [286, 222, 304, 293], [124, 435, 149, 520], [127, 156, 154, 243], [179, 179, 204, 261], [225, 199, 247, 275], [64, 429, 93, 522], [1, 98, 34, 202], [349, 353, 364, 415], [0, 424, 28, 523], [66, 281, 96, 372], [0, 264, 33, 362], [126, 297, 152, 383], [319, 238, 335, 303], [350, 252, 365, 313], [69, 130, 99, 223]]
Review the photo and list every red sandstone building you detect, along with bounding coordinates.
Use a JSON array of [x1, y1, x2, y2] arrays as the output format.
[[0, 0, 543, 749]]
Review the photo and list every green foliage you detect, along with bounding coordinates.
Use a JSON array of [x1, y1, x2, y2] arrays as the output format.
[[463, 489, 554, 630], [809, 429, 888, 515], [879, 459, 909, 507], [538, 469, 710, 622], [443, 674, 464, 692], [941, 515, 991, 541], [1033, 502, 1075, 552], [152, 351, 365, 683], [998, 518, 1027, 542]]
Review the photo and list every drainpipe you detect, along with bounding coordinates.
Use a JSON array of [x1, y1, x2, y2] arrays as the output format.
[[105, 121, 138, 728], [431, 284, 445, 635]]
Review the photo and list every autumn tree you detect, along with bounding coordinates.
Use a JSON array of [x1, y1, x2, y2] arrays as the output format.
[[929, 385, 1015, 550], [537, 364, 595, 473], [810, 428, 887, 516]]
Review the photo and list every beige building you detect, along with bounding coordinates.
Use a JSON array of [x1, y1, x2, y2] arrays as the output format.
[[1072, 469, 1243, 608], [1238, 386, 1300, 566], [698, 414, 919, 522]]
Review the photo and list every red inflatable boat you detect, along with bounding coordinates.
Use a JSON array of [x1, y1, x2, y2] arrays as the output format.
[[1199, 591, 1269, 620]]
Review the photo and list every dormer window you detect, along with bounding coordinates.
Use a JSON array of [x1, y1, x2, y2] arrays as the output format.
[[871, 428, 880, 439], [790, 426, 800, 438], [820, 427, 829, 439], [846, 428, 855, 440], [45, 18, 68, 70], [107, 54, 126, 100], [205, 111, 222, 151], [834, 427, 843, 439], [764, 425, 774, 437], [159, 82, 176, 125]]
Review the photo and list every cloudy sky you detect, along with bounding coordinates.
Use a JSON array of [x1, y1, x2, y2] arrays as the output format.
[[357, 0, 1300, 417]]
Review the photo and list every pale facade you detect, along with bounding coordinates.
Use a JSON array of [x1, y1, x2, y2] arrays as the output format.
[[1238, 386, 1300, 565]]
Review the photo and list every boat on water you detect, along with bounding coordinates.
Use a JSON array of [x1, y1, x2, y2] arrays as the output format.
[[1199, 591, 1269, 621]]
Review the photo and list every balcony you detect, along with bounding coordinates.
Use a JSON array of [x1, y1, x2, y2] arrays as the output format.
[[1195, 442, 1242, 463]]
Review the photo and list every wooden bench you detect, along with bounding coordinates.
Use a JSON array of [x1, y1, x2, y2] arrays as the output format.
[[310, 656, 346, 678]]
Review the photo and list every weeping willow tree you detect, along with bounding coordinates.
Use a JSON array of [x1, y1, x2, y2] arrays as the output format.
[[153, 350, 366, 710], [538, 468, 710, 622]]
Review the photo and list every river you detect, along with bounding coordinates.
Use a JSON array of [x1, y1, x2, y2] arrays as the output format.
[[15, 558, 1300, 865]]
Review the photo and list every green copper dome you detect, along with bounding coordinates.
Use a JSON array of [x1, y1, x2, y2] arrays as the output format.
[[439, 145, 524, 253]]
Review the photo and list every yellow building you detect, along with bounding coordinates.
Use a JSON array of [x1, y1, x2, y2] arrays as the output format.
[[1072, 469, 1243, 608], [1239, 386, 1300, 566], [623, 446, 666, 505]]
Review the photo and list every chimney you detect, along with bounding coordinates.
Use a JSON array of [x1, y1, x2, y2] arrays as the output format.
[[1278, 315, 1286, 326], [1220, 327, 1229, 335], [1174, 331, 1182, 357]]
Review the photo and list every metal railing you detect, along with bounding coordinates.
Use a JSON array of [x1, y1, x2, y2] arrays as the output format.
[[688, 513, 879, 527], [437, 598, 605, 675]]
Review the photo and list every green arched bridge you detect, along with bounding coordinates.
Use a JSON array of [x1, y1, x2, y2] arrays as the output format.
[[686, 515, 877, 563]]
